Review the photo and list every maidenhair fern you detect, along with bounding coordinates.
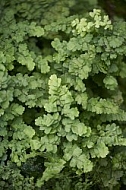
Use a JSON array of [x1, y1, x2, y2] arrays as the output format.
[[0, 0, 126, 190]]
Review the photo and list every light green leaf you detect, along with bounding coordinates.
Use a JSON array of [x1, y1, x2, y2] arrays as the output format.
[[67, 38, 81, 51], [36, 56, 50, 73], [109, 37, 123, 48], [62, 107, 79, 120], [66, 133, 78, 141], [72, 147, 82, 157], [60, 86, 73, 106], [37, 159, 66, 187], [24, 126, 35, 138], [48, 74, 61, 95], [44, 102, 57, 113], [74, 78, 86, 92], [65, 125, 71, 132], [70, 157, 77, 167], [30, 139, 41, 150], [75, 93, 88, 109], [28, 22, 44, 37], [26, 57, 35, 71], [70, 154, 93, 173], [78, 155, 93, 173], [35, 117, 42, 126], [86, 141, 94, 148], [103, 75, 118, 90], [72, 122, 87, 136], [91, 142, 109, 158], [11, 103, 25, 116]]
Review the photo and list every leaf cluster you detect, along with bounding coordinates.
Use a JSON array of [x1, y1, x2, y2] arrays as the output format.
[[0, 0, 126, 190]]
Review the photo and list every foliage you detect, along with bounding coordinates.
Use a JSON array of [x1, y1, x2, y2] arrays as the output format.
[[0, 0, 126, 189]]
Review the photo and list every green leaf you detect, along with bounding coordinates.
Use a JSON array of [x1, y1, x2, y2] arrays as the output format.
[[90, 142, 109, 158], [35, 113, 60, 135], [74, 78, 86, 92], [103, 75, 118, 90], [51, 38, 63, 51], [67, 37, 81, 51], [86, 141, 94, 148], [68, 55, 92, 79], [36, 56, 50, 73], [23, 126, 35, 138], [75, 93, 88, 109], [87, 98, 119, 114], [66, 133, 78, 141], [44, 101, 58, 113], [10, 103, 25, 116], [59, 86, 74, 106], [63, 143, 79, 161], [48, 74, 61, 95], [29, 24, 44, 37], [72, 121, 88, 136], [70, 154, 93, 173], [62, 106, 79, 120], [36, 159, 66, 187], [30, 139, 41, 150], [109, 37, 123, 48], [17, 53, 35, 71], [65, 125, 71, 133], [72, 147, 82, 157]]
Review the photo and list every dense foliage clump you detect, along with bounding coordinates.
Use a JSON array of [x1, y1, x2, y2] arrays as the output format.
[[0, 0, 126, 189]]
